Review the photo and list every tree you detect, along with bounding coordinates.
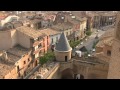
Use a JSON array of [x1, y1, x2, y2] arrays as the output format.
[[39, 51, 55, 65], [86, 31, 92, 36]]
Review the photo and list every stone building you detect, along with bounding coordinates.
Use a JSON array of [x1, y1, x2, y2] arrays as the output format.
[[52, 31, 108, 79], [107, 12, 120, 79], [54, 12, 87, 41], [92, 12, 116, 29], [54, 32, 72, 62], [95, 28, 114, 63], [0, 45, 32, 79], [51, 22, 73, 37], [37, 28, 61, 46], [0, 26, 50, 79]]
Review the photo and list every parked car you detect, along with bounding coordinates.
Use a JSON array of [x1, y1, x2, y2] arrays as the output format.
[[80, 42, 83, 45], [88, 54, 91, 57], [92, 49, 95, 52]]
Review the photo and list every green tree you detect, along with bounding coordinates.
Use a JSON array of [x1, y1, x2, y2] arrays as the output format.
[[39, 51, 55, 65], [86, 31, 92, 36]]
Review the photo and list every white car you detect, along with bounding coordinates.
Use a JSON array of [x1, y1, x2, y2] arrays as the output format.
[[92, 49, 95, 52], [88, 54, 91, 57], [80, 42, 83, 45]]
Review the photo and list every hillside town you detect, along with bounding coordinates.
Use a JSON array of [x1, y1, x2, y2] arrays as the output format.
[[0, 11, 119, 79]]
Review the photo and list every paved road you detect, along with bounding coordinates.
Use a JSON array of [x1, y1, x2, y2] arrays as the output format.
[[75, 26, 113, 53]]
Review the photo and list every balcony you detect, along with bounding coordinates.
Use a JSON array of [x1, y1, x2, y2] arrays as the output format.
[[33, 41, 43, 47], [33, 46, 43, 55]]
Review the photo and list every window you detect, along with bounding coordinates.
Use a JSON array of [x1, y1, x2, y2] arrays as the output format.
[[24, 61, 26, 64], [52, 38, 53, 43], [17, 66, 20, 72], [24, 71, 26, 76], [107, 50, 111, 56], [28, 58, 30, 62], [47, 36, 49, 39], [32, 54, 35, 60], [47, 40, 49, 45], [18, 72, 20, 77], [56, 37, 58, 42], [28, 65, 30, 67], [39, 50, 42, 55], [66, 32, 68, 36], [38, 43, 42, 48]]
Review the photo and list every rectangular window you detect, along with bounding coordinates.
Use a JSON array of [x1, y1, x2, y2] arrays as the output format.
[[18, 72, 20, 77], [17, 66, 20, 72], [47, 40, 49, 45], [24, 61, 26, 64], [56, 37, 58, 42], [43, 38, 45, 41], [39, 50, 42, 54], [32, 54, 35, 60], [28, 58, 30, 62], [52, 38, 53, 43], [38, 43, 42, 48], [66, 32, 68, 36], [28, 65, 30, 67]]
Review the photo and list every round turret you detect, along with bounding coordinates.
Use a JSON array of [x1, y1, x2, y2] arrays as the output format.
[[55, 32, 72, 62]]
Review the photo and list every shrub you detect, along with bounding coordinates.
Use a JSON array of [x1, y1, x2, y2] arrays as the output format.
[[86, 31, 92, 36], [69, 40, 80, 48], [39, 51, 54, 65]]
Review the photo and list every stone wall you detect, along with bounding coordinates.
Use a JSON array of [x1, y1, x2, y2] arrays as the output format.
[[55, 50, 72, 62], [108, 39, 120, 79]]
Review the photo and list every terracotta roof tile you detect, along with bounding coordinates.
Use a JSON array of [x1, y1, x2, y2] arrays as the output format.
[[16, 26, 43, 39]]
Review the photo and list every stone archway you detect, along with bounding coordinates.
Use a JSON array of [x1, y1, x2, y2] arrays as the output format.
[[61, 68, 74, 79]]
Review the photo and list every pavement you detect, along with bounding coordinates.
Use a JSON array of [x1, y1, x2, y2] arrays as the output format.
[[75, 25, 113, 54]]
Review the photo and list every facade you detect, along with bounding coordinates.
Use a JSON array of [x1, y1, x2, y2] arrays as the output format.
[[16, 26, 50, 61], [0, 45, 32, 79], [107, 12, 120, 79], [79, 19, 87, 39], [37, 28, 61, 46], [95, 28, 114, 62], [55, 32, 72, 62], [21, 15, 53, 29], [0, 26, 50, 79], [52, 22, 73, 37], [92, 12, 116, 29], [86, 16, 94, 32]]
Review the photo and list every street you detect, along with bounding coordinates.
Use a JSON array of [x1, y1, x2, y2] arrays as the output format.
[[75, 26, 113, 53]]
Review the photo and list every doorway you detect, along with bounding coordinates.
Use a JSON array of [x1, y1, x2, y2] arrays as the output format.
[[65, 56, 67, 62], [35, 60, 37, 67]]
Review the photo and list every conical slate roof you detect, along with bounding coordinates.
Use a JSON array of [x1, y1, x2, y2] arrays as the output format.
[[55, 32, 72, 51]]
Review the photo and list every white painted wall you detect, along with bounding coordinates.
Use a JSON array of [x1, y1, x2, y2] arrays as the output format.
[[1, 15, 20, 26]]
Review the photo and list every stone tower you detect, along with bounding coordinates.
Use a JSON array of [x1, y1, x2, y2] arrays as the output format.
[[107, 12, 120, 79], [55, 32, 72, 62]]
